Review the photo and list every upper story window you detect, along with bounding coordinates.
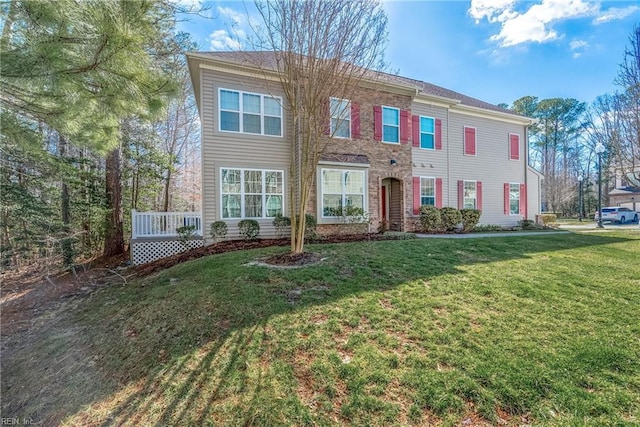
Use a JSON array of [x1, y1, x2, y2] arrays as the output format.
[[330, 98, 351, 138], [382, 106, 400, 143], [219, 89, 282, 137], [420, 116, 435, 149], [221, 168, 284, 219]]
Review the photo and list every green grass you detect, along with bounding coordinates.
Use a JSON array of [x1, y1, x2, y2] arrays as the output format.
[[3, 231, 640, 426]]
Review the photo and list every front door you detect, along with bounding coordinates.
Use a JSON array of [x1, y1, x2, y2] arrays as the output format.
[[381, 178, 402, 231]]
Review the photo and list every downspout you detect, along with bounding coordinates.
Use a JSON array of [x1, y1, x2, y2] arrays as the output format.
[[446, 107, 451, 207], [524, 123, 529, 220]]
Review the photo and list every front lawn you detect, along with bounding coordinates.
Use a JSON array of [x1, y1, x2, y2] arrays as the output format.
[[3, 231, 640, 426]]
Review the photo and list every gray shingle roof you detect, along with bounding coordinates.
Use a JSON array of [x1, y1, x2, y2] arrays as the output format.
[[188, 51, 524, 117]]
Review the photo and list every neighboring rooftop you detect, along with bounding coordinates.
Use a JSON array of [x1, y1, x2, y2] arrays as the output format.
[[187, 50, 527, 119]]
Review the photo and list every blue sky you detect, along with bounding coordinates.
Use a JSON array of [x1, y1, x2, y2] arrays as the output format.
[[177, 0, 639, 106]]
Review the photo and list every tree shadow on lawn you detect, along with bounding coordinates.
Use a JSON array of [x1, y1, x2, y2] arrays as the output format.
[[2, 232, 639, 425]]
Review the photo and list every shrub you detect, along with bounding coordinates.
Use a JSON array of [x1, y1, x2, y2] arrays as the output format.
[[519, 219, 537, 230], [341, 206, 370, 234], [460, 209, 481, 233], [538, 213, 557, 226], [440, 207, 462, 232], [238, 219, 260, 240], [472, 224, 503, 232], [176, 225, 197, 249], [210, 221, 228, 242], [272, 214, 291, 238], [303, 214, 317, 239], [419, 205, 442, 232]]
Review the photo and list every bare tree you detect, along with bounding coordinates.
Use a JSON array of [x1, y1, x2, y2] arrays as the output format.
[[250, 0, 388, 253]]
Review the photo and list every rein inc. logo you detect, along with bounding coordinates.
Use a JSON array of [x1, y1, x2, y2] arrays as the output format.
[[1, 418, 34, 425]]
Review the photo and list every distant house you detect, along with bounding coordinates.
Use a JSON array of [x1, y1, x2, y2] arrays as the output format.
[[609, 167, 640, 210], [184, 51, 541, 239]]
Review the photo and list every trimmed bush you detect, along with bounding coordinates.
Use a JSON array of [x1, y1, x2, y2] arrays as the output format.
[[272, 214, 291, 238], [519, 219, 538, 230], [176, 225, 196, 248], [238, 219, 260, 240], [440, 207, 462, 232], [539, 213, 557, 225], [460, 209, 481, 233], [210, 221, 228, 242], [419, 205, 442, 232], [303, 214, 317, 239]]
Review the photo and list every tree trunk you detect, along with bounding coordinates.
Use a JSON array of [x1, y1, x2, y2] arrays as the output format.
[[104, 145, 124, 256], [59, 135, 74, 265]]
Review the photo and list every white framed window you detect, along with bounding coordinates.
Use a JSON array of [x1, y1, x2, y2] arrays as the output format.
[[509, 183, 520, 215], [421, 177, 436, 206], [330, 97, 351, 138], [220, 168, 284, 219], [382, 106, 399, 143], [420, 116, 435, 149], [321, 168, 366, 217], [219, 89, 282, 136], [464, 181, 477, 209]]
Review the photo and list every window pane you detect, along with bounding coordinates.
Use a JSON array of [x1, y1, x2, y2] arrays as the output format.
[[265, 171, 283, 194], [421, 133, 434, 149], [464, 199, 476, 209], [345, 171, 364, 193], [222, 194, 241, 218], [243, 93, 261, 114], [421, 196, 435, 206], [421, 178, 434, 197], [323, 170, 342, 193], [266, 195, 282, 217], [244, 195, 262, 217], [382, 107, 398, 125], [264, 97, 281, 116], [421, 117, 434, 133], [220, 90, 239, 111], [383, 125, 399, 143], [244, 170, 263, 193], [345, 195, 363, 209], [464, 182, 476, 199], [332, 118, 350, 138], [331, 98, 350, 120], [220, 111, 240, 132], [221, 169, 241, 193], [323, 195, 342, 217], [264, 116, 281, 136], [243, 113, 261, 134]]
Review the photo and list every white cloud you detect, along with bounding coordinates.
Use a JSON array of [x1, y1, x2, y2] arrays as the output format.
[[570, 40, 588, 50], [594, 5, 640, 24], [469, 0, 635, 48], [209, 29, 242, 51], [218, 6, 246, 26]]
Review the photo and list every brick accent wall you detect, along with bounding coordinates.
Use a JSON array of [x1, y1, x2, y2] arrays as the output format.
[[310, 88, 415, 234]]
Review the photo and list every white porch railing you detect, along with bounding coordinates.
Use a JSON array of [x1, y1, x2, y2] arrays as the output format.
[[132, 210, 202, 239]]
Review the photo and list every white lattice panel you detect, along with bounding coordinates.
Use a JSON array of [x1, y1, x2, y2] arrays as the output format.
[[131, 239, 204, 265]]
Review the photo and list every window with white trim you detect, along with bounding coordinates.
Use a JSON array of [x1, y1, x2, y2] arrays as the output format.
[[464, 181, 477, 209], [221, 168, 284, 219], [321, 169, 365, 217], [420, 116, 435, 149], [330, 98, 351, 138], [219, 89, 282, 136], [421, 177, 435, 206], [382, 106, 399, 143], [509, 183, 520, 215]]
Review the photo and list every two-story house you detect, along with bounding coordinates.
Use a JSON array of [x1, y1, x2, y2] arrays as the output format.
[[186, 51, 542, 239]]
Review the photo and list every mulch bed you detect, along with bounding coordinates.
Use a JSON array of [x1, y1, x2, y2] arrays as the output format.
[[133, 233, 409, 277]]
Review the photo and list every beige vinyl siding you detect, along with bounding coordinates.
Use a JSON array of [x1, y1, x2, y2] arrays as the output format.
[[527, 166, 543, 221], [200, 66, 292, 239], [411, 104, 449, 202], [447, 112, 526, 226]]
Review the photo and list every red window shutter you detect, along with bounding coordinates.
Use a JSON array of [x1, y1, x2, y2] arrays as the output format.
[[504, 183, 510, 215], [520, 183, 527, 218], [457, 180, 464, 209], [413, 177, 421, 215], [477, 181, 483, 211], [435, 119, 442, 150], [436, 178, 443, 208], [510, 134, 520, 160], [464, 127, 476, 155], [351, 102, 361, 139], [412, 115, 420, 147], [400, 110, 410, 144], [373, 106, 382, 141]]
